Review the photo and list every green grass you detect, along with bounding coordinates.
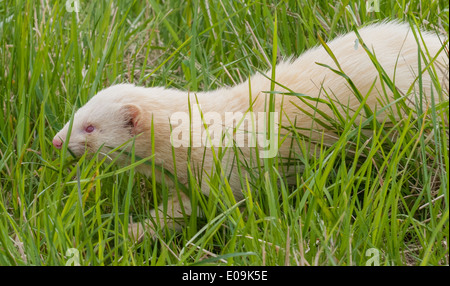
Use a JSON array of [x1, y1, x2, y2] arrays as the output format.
[[0, 0, 448, 266]]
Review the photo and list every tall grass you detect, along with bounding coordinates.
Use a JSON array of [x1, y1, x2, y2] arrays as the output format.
[[0, 0, 448, 265]]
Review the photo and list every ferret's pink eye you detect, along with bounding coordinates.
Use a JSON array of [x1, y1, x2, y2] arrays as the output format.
[[85, 125, 95, 133]]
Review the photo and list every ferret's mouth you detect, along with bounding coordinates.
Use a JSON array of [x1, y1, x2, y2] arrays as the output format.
[[62, 144, 89, 158], [69, 143, 119, 161], [53, 137, 92, 158]]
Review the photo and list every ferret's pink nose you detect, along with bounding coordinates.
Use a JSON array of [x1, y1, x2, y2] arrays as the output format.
[[52, 137, 63, 149]]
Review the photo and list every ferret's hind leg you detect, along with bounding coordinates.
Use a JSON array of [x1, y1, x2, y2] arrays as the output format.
[[128, 191, 192, 242]]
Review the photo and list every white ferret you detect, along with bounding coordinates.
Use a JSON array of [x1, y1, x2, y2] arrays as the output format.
[[53, 22, 448, 241]]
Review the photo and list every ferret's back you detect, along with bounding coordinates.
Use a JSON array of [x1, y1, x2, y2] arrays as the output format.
[[262, 22, 447, 109]]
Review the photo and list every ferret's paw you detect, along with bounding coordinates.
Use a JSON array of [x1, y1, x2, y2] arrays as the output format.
[[128, 222, 151, 243]]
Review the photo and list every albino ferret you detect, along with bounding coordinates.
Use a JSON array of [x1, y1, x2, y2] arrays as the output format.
[[52, 22, 448, 241]]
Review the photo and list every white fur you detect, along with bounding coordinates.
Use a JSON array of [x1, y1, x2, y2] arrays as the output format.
[[53, 22, 448, 241]]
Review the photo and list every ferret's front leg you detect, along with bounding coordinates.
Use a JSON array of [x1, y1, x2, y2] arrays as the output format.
[[128, 191, 192, 242]]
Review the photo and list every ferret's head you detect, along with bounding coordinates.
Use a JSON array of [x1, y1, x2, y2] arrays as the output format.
[[52, 84, 148, 157]]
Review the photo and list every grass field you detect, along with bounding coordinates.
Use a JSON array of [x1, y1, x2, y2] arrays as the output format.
[[0, 0, 448, 266]]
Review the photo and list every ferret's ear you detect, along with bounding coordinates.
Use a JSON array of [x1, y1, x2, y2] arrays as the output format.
[[121, 104, 144, 135]]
